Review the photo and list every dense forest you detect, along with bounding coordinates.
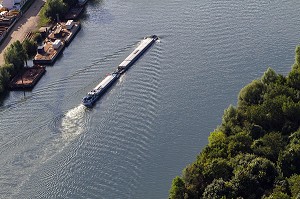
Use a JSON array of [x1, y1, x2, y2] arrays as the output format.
[[169, 46, 300, 199]]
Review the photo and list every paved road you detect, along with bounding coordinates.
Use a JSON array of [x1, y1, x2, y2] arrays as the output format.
[[0, 0, 45, 65]]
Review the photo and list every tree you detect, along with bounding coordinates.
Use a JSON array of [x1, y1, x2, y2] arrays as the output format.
[[251, 132, 286, 162], [4, 41, 26, 71], [221, 105, 243, 136], [262, 68, 278, 85], [287, 70, 300, 90], [0, 65, 11, 93], [238, 79, 265, 108], [233, 157, 278, 198], [227, 132, 252, 157], [182, 163, 205, 198], [278, 131, 300, 177], [202, 158, 233, 182], [42, 0, 67, 21], [202, 179, 235, 199], [208, 131, 226, 147], [288, 174, 300, 198], [169, 176, 186, 199], [264, 192, 291, 199], [292, 45, 300, 71], [249, 124, 266, 140], [22, 39, 37, 59]]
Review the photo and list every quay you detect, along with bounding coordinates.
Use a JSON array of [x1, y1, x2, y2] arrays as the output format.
[[9, 66, 46, 89]]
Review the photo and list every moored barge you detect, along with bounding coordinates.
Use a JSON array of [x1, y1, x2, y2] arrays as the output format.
[[9, 66, 46, 90]]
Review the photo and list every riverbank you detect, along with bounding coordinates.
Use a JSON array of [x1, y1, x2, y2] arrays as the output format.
[[0, 0, 45, 65]]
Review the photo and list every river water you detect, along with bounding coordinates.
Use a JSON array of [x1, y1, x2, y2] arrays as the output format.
[[0, 0, 299, 198]]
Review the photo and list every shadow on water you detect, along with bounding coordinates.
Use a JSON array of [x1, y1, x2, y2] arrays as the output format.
[[0, 90, 10, 107], [88, 0, 104, 7]]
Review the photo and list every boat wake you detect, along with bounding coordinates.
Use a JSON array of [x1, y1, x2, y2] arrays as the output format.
[[41, 105, 89, 164], [60, 104, 88, 141]]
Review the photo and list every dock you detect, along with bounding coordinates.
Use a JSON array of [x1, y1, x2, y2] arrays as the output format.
[[48, 20, 81, 45], [33, 39, 65, 65], [9, 66, 46, 90]]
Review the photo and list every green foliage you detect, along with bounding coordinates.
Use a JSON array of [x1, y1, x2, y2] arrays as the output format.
[[287, 70, 300, 90], [202, 158, 233, 182], [251, 132, 286, 162], [232, 157, 278, 198], [170, 46, 300, 198], [202, 179, 235, 199], [169, 176, 186, 199], [41, 0, 67, 21], [0, 64, 12, 93], [227, 132, 252, 157], [292, 46, 300, 71], [288, 174, 300, 198], [221, 105, 243, 136], [238, 79, 265, 108], [278, 131, 300, 177], [265, 179, 292, 199], [262, 68, 278, 85], [22, 39, 37, 59], [33, 32, 43, 43], [182, 163, 205, 198], [249, 124, 266, 139], [208, 131, 226, 147], [4, 40, 27, 71], [0, 40, 34, 95], [264, 192, 291, 199], [39, 9, 51, 26]]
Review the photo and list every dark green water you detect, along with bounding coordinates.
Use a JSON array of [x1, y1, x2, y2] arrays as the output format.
[[0, 0, 299, 198]]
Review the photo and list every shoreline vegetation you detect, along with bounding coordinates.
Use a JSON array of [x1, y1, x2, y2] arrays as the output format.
[[0, 0, 87, 95], [169, 47, 300, 198]]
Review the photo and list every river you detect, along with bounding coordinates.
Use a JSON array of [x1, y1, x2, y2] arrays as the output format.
[[0, 0, 300, 198]]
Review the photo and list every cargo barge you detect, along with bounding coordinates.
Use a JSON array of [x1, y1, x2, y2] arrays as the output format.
[[82, 35, 158, 107], [118, 35, 158, 74], [82, 72, 120, 107]]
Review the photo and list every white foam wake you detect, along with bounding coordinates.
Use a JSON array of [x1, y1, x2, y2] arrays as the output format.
[[60, 104, 87, 141]]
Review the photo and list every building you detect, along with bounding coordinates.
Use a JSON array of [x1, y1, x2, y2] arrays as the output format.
[[2, 0, 28, 10]]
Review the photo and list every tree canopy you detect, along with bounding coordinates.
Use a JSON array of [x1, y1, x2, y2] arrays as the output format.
[[41, 0, 67, 21], [169, 45, 300, 199]]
